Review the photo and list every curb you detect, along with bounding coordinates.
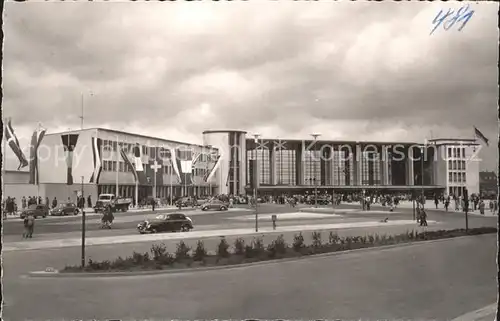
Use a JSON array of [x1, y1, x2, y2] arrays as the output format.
[[451, 303, 497, 321], [26, 233, 495, 279]]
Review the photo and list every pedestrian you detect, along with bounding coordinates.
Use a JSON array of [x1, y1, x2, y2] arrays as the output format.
[[23, 213, 35, 238], [52, 197, 58, 209], [419, 209, 428, 227], [22, 196, 27, 210], [444, 199, 450, 212], [434, 197, 439, 209], [151, 198, 156, 212], [87, 195, 92, 208], [479, 200, 485, 215]]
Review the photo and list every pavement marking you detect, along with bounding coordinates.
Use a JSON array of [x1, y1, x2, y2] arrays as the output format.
[[46, 208, 252, 225], [229, 212, 342, 221], [451, 303, 497, 321], [3, 220, 437, 252]]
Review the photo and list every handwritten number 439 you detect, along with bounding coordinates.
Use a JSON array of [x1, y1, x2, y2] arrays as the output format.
[[430, 5, 474, 35]]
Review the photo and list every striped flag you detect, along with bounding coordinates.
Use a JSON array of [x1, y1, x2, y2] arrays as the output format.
[[120, 147, 138, 182], [133, 144, 147, 184], [28, 125, 47, 185], [4, 119, 28, 170], [474, 126, 489, 146]]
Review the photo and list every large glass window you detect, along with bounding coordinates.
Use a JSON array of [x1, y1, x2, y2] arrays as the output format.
[[304, 150, 321, 186], [275, 149, 296, 185]]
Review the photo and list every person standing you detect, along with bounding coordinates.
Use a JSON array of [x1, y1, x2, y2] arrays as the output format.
[[444, 198, 450, 212], [87, 195, 92, 209], [22, 196, 27, 210], [52, 197, 58, 209], [23, 213, 35, 238], [151, 198, 156, 212]]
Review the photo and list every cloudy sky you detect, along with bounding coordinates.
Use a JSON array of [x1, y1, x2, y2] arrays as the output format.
[[3, 2, 498, 170]]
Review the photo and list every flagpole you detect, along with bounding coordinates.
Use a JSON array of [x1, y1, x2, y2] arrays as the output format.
[[115, 137, 120, 197], [36, 123, 41, 204], [2, 118, 6, 211], [169, 163, 173, 206]]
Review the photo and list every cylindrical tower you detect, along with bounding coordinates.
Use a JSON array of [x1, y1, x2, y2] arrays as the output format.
[[203, 130, 247, 195]]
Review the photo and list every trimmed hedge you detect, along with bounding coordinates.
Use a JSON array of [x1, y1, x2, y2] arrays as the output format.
[[63, 227, 497, 273]]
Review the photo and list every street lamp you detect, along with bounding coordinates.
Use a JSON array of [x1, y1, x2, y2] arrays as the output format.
[[421, 144, 425, 209], [81, 176, 86, 268], [311, 133, 321, 208], [253, 133, 261, 232]]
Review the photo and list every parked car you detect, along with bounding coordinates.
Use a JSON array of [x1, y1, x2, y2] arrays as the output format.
[[175, 197, 198, 208], [201, 200, 229, 211], [20, 204, 49, 219], [137, 213, 193, 234], [50, 203, 79, 216]]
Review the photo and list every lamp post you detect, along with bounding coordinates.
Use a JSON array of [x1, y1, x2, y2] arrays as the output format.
[[253, 133, 261, 232], [421, 145, 425, 209], [311, 134, 321, 208], [81, 176, 86, 268]]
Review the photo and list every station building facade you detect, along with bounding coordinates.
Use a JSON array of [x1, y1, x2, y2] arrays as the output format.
[[203, 130, 481, 198], [4, 127, 481, 206], [25, 128, 220, 204]]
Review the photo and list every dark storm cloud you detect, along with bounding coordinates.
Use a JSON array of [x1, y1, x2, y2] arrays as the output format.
[[3, 1, 497, 166]]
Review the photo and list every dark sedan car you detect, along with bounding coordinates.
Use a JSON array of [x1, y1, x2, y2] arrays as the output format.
[[200, 200, 229, 211], [20, 204, 49, 219], [137, 213, 193, 234], [50, 203, 79, 216]]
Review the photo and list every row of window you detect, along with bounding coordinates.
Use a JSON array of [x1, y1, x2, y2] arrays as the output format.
[[447, 147, 466, 159], [101, 160, 209, 177], [101, 139, 213, 162], [448, 160, 467, 171], [449, 172, 467, 183]]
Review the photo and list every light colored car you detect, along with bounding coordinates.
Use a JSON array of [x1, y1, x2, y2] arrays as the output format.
[[200, 200, 229, 211]]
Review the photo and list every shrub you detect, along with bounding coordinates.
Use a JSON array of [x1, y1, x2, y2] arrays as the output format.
[[328, 232, 340, 245], [374, 234, 380, 244], [150, 243, 167, 261], [132, 251, 150, 264], [193, 240, 207, 262], [87, 258, 112, 271], [244, 244, 255, 258], [267, 235, 288, 258], [175, 241, 191, 261], [234, 237, 245, 255], [252, 237, 265, 257], [217, 237, 230, 258], [292, 233, 305, 252], [368, 235, 375, 244], [312, 231, 322, 248]]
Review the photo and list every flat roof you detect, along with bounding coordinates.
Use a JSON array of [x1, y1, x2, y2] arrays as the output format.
[[246, 137, 420, 146], [46, 127, 212, 148], [203, 129, 248, 135]]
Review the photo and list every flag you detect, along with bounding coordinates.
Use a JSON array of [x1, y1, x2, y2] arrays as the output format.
[[4, 119, 28, 170], [61, 133, 79, 185], [120, 147, 138, 182], [145, 147, 164, 186], [171, 147, 195, 186], [133, 144, 147, 184], [204, 154, 221, 182], [28, 125, 47, 185], [89, 137, 103, 184], [474, 127, 489, 146]]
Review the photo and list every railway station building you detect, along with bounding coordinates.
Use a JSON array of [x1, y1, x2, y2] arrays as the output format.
[[4, 128, 481, 205]]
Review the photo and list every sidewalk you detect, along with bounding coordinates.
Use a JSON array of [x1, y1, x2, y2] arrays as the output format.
[[451, 303, 497, 321], [355, 201, 497, 217]]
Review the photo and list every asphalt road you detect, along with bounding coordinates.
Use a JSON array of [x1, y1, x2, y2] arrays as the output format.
[[3, 203, 495, 237], [2, 234, 496, 320]]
